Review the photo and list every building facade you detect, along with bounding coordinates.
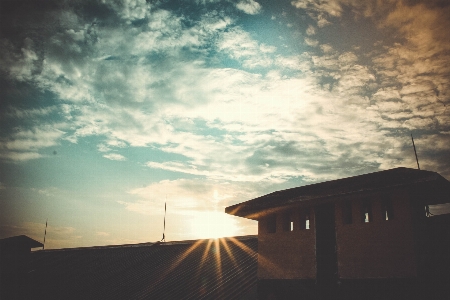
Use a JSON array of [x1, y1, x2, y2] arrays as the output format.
[[226, 167, 450, 299]]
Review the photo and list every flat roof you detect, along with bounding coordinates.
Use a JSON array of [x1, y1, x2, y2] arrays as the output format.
[[27, 235, 258, 299], [225, 167, 450, 220]]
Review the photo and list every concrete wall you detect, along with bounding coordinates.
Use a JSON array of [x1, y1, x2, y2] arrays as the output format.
[[335, 189, 417, 279], [257, 207, 316, 279]]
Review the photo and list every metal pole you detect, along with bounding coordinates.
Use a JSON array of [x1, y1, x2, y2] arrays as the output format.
[[43, 219, 48, 250], [411, 134, 420, 170]]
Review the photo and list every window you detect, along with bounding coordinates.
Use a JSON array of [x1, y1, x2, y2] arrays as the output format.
[[267, 214, 276, 233], [282, 212, 291, 232], [342, 200, 352, 224], [300, 208, 311, 229], [381, 199, 394, 220], [361, 200, 372, 223]]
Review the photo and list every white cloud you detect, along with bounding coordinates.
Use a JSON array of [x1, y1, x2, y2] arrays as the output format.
[[103, 153, 127, 161], [235, 0, 262, 15], [3, 127, 64, 151], [291, 0, 342, 17], [218, 27, 275, 68], [304, 37, 319, 47], [0, 38, 38, 81], [320, 44, 333, 53], [104, 0, 150, 21], [97, 144, 111, 152], [0, 126, 65, 162], [2, 0, 448, 185], [306, 25, 316, 35], [0, 151, 42, 161]]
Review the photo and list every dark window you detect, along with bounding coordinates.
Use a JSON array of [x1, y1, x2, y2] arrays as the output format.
[[267, 214, 276, 233], [342, 201, 352, 224], [299, 208, 311, 229], [361, 200, 372, 223], [282, 212, 291, 232], [381, 199, 394, 220]]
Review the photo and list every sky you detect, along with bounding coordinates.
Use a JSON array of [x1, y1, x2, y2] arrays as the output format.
[[0, 0, 449, 249]]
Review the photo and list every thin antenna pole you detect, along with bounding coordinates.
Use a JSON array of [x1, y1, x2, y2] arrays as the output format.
[[160, 201, 166, 242], [43, 219, 48, 250], [411, 134, 420, 170]]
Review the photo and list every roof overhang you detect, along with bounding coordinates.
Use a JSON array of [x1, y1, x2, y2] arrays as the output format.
[[225, 168, 450, 220]]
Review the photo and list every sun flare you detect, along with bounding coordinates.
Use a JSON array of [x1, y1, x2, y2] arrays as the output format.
[[189, 211, 239, 239]]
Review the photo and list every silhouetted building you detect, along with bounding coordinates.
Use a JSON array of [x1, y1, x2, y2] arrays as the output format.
[[17, 235, 258, 299], [226, 167, 450, 300], [0, 235, 43, 299]]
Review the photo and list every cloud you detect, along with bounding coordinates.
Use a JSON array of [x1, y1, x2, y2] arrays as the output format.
[[0, 126, 65, 162], [0, 151, 42, 161], [105, 0, 150, 21], [306, 25, 316, 35], [0, 38, 39, 81], [291, 0, 342, 17], [218, 27, 275, 68], [103, 153, 127, 161], [235, 0, 262, 15], [126, 178, 255, 212], [304, 37, 319, 47], [1, 0, 449, 185]]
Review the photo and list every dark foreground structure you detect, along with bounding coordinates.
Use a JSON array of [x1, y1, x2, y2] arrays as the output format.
[[2, 168, 449, 299], [226, 167, 450, 299], [0, 235, 43, 299], [1, 236, 258, 299]]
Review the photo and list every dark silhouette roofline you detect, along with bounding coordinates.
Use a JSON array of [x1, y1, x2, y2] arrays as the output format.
[[0, 235, 43, 249], [37, 235, 257, 252], [225, 167, 450, 220], [27, 235, 258, 299]]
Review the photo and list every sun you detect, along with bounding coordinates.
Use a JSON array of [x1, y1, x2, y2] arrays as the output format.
[[189, 211, 240, 239]]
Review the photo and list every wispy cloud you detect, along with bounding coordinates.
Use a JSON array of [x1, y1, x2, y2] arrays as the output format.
[[103, 153, 127, 161]]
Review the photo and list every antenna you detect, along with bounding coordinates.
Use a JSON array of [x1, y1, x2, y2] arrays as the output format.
[[411, 134, 420, 170], [43, 219, 48, 250], [160, 201, 166, 242], [411, 134, 429, 216]]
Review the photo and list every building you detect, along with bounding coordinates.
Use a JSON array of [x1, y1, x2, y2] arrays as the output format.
[[0, 235, 43, 299], [225, 167, 450, 299], [1, 235, 258, 299]]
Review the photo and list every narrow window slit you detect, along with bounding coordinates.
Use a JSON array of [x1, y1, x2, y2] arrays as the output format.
[[362, 200, 372, 223], [382, 199, 394, 220], [300, 208, 311, 229]]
